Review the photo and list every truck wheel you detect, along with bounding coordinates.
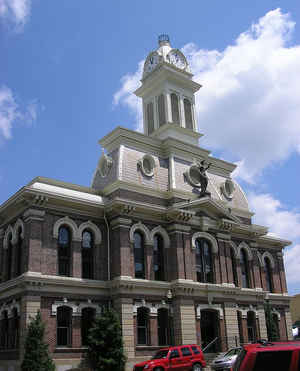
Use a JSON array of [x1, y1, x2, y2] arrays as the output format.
[[154, 368, 163, 371], [192, 363, 202, 371]]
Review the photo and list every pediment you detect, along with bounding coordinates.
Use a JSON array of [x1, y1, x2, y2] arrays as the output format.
[[173, 197, 241, 223]]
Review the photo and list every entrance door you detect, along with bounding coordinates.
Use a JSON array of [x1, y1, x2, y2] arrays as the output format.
[[200, 310, 220, 352]]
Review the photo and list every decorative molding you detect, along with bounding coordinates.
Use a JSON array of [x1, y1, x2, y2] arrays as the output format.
[[133, 301, 170, 317], [237, 305, 258, 319], [262, 251, 275, 269], [53, 216, 80, 242], [218, 219, 235, 232], [129, 222, 151, 245], [191, 231, 218, 253], [228, 241, 239, 260], [237, 241, 253, 261], [165, 209, 194, 222], [110, 217, 132, 229], [23, 209, 45, 222], [51, 301, 79, 316], [12, 218, 25, 244], [150, 226, 170, 249], [196, 304, 224, 320], [77, 302, 102, 316], [3, 225, 13, 250], [0, 300, 20, 318], [138, 154, 156, 178], [167, 224, 191, 234], [78, 220, 102, 245]]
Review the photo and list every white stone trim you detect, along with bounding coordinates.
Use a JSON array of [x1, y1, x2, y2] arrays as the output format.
[[196, 304, 224, 320], [0, 301, 20, 318], [150, 226, 170, 249], [51, 301, 79, 316], [129, 222, 151, 245], [257, 251, 263, 267], [237, 306, 258, 319], [272, 309, 281, 320], [77, 302, 102, 316], [191, 232, 218, 253], [262, 251, 275, 269], [53, 216, 80, 242], [3, 225, 13, 250], [78, 221, 102, 245], [229, 241, 238, 259], [238, 241, 253, 261]]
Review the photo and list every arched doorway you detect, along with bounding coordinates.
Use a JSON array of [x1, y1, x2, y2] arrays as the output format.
[[200, 310, 220, 352]]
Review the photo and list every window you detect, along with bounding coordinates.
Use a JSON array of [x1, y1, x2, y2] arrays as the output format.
[[184, 99, 193, 129], [181, 347, 192, 356], [171, 93, 180, 124], [10, 308, 19, 349], [137, 307, 149, 345], [58, 227, 71, 276], [264, 257, 273, 293], [230, 248, 238, 286], [0, 311, 8, 348], [170, 349, 180, 359], [271, 313, 280, 341], [237, 311, 244, 343], [247, 312, 257, 343], [57, 306, 72, 347], [147, 102, 154, 135], [81, 307, 95, 346], [82, 230, 94, 279], [6, 235, 13, 281], [240, 249, 250, 288], [158, 308, 169, 346], [158, 94, 166, 127], [195, 239, 213, 283], [191, 345, 200, 355], [134, 232, 145, 279], [154, 235, 165, 281], [15, 227, 23, 277], [253, 351, 292, 371]]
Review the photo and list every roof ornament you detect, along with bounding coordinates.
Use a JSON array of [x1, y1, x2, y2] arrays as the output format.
[[158, 34, 170, 46]]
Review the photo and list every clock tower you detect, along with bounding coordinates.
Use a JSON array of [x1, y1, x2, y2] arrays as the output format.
[[134, 34, 202, 146]]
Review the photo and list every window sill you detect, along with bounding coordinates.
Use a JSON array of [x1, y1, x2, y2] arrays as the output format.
[[55, 347, 87, 353]]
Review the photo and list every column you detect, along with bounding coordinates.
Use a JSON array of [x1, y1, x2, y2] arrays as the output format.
[[224, 242, 234, 284], [72, 240, 82, 278], [257, 306, 268, 340], [72, 315, 81, 348], [110, 218, 132, 278], [224, 303, 240, 348], [114, 297, 135, 360], [173, 298, 197, 345], [277, 252, 288, 293], [252, 248, 262, 290], [23, 209, 45, 273], [284, 308, 293, 340], [150, 314, 158, 346], [179, 95, 185, 128], [218, 240, 227, 284], [146, 243, 153, 281]]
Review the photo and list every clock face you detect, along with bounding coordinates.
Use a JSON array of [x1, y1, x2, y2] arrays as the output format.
[[145, 53, 159, 74], [167, 50, 186, 69]]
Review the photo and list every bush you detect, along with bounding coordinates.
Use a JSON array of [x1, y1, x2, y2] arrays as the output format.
[[86, 307, 126, 371], [21, 311, 55, 371]]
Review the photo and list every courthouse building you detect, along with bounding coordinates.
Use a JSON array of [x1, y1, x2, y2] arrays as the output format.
[[0, 35, 293, 371]]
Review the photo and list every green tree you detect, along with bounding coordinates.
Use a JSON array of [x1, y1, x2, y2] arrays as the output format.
[[86, 307, 126, 371], [264, 301, 279, 341], [21, 311, 55, 371]]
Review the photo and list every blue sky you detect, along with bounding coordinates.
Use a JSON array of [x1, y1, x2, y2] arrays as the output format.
[[1, 0, 300, 294]]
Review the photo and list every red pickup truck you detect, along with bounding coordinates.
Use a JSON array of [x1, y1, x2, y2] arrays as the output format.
[[133, 344, 206, 371]]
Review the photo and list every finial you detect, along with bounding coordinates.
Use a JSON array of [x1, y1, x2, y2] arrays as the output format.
[[158, 34, 170, 46]]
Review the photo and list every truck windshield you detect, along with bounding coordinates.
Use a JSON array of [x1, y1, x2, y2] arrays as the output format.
[[152, 350, 169, 359]]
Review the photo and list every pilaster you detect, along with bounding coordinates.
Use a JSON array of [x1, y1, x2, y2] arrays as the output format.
[[224, 303, 240, 348], [284, 308, 293, 340], [257, 306, 268, 340], [173, 298, 196, 345], [111, 218, 132, 278]]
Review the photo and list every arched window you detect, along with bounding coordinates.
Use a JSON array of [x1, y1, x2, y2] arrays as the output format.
[[82, 230, 94, 279], [158, 94, 166, 127], [237, 311, 244, 344], [0, 311, 8, 348], [57, 306, 72, 347], [271, 313, 280, 341], [81, 307, 95, 346], [58, 227, 71, 276], [15, 227, 23, 277], [247, 312, 257, 342], [171, 93, 180, 124], [10, 308, 19, 349], [153, 235, 165, 281], [184, 99, 193, 129], [240, 249, 250, 288], [158, 308, 170, 345], [134, 232, 145, 279], [147, 102, 154, 135], [6, 235, 13, 281], [195, 239, 213, 283], [230, 248, 238, 286], [265, 257, 273, 293], [137, 307, 149, 345]]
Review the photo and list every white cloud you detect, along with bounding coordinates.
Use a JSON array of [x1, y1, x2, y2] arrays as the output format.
[[249, 192, 300, 240], [114, 9, 300, 183], [283, 244, 300, 287], [0, 85, 38, 141], [0, 0, 31, 29]]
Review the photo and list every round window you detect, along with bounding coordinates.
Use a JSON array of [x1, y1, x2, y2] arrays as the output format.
[[222, 179, 235, 199], [98, 154, 113, 178], [189, 165, 201, 186], [138, 155, 155, 177]]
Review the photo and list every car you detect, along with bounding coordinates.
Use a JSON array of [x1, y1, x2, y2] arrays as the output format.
[[231, 340, 300, 371], [211, 347, 241, 371], [133, 344, 206, 371]]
